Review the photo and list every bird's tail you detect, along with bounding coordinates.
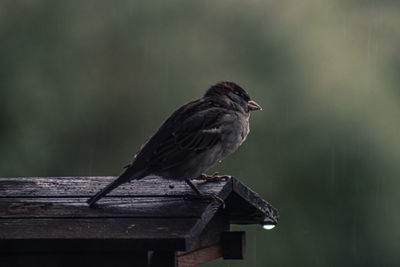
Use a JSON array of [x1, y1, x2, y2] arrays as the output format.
[[87, 168, 138, 207]]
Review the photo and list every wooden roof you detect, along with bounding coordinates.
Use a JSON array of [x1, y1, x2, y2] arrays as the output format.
[[0, 176, 278, 253]]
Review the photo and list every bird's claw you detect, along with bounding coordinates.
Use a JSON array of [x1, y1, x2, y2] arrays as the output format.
[[195, 172, 232, 182]]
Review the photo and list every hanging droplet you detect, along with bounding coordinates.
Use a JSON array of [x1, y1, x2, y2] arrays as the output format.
[[262, 224, 276, 230], [262, 216, 277, 230]]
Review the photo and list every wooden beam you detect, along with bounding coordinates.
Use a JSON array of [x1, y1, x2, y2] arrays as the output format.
[[176, 231, 246, 266], [177, 244, 222, 267]]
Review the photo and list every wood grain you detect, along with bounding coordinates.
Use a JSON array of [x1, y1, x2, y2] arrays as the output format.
[[0, 197, 211, 218], [0, 176, 229, 197], [0, 176, 278, 267]]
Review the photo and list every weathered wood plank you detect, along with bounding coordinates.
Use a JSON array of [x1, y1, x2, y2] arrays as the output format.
[[0, 176, 230, 197], [0, 218, 195, 240], [0, 176, 279, 225], [0, 197, 211, 218]]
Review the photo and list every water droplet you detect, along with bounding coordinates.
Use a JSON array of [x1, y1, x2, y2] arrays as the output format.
[[262, 224, 276, 230], [262, 216, 277, 230]]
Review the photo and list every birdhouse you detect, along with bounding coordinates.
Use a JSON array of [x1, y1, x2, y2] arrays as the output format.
[[0, 176, 278, 267]]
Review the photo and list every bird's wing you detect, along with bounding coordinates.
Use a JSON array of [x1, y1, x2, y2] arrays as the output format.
[[132, 99, 232, 172], [172, 107, 226, 150]]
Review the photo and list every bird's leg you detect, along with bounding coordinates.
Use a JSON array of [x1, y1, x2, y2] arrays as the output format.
[[184, 179, 225, 208], [185, 179, 202, 194], [194, 172, 232, 182]]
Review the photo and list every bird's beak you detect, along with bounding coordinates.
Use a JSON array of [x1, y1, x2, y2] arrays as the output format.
[[247, 100, 262, 111]]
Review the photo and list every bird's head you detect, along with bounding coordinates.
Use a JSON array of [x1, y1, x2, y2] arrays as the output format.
[[204, 81, 262, 113]]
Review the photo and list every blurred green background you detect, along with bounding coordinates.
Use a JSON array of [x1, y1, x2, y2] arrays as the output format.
[[1, 0, 400, 266]]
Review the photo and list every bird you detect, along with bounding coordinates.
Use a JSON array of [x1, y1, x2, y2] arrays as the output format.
[[87, 81, 262, 207]]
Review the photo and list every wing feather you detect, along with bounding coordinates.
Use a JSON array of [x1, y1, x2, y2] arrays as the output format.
[[132, 99, 231, 173]]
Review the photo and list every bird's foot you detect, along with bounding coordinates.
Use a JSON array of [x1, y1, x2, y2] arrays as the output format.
[[195, 172, 232, 182], [185, 193, 225, 208]]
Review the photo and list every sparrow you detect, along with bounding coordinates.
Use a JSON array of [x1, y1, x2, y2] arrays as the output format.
[[87, 81, 262, 207]]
